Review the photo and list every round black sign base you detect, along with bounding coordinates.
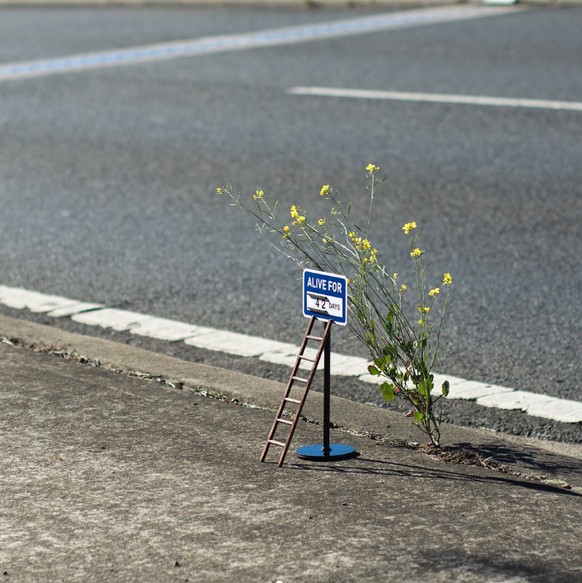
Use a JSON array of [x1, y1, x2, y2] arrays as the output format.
[[295, 443, 358, 461]]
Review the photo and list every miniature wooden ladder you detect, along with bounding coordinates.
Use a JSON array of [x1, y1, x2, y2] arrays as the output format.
[[259, 317, 332, 467]]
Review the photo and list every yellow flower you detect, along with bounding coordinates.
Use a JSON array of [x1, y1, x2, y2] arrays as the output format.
[[418, 319, 425, 326], [418, 306, 430, 314], [402, 221, 417, 235], [355, 238, 371, 251], [443, 273, 453, 286], [282, 225, 290, 238], [317, 217, 326, 226], [400, 284, 407, 293], [216, 187, 223, 194], [364, 248, 378, 264], [348, 231, 357, 240], [428, 288, 440, 297], [290, 204, 304, 225], [253, 189, 264, 200], [410, 248, 424, 258], [366, 163, 380, 173], [393, 273, 399, 281], [320, 184, 330, 196]]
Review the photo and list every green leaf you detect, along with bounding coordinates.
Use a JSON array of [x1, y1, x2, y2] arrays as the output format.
[[368, 364, 381, 376], [374, 354, 391, 370], [414, 411, 424, 423], [381, 382, 395, 402], [441, 380, 450, 397], [385, 311, 394, 333], [418, 376, 434, 398]]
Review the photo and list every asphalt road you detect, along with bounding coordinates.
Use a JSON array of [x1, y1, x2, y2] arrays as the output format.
[[0, 5, 580, 441]]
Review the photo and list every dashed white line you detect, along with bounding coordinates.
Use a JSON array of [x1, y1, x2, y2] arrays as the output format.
[[289, 86, 582, 113], [0, 285, 580, 424], [0, 6, 522, 82]]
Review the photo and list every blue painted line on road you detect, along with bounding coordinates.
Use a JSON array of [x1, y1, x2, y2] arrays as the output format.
[[0, 6, 522, 82]]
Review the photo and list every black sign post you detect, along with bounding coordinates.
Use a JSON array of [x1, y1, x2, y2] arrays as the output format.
[[296, 277, 358, 461]]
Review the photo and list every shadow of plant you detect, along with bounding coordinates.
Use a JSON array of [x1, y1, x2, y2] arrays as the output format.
[[450, 441, 582, 478], [286, 457, 581, 497]]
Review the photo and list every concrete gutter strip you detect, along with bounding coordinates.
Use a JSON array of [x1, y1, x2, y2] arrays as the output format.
[[0, 315, 418, 441], [1, 314, 581, 463]]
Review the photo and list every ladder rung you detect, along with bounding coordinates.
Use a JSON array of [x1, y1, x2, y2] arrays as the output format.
[[284, 397, 301, 404], [292, 376, 309, 383], [298, 355, 315, 363], [268, 439, 286, 447], [306, 335, 323, 341], [277, 418, 293, 426]]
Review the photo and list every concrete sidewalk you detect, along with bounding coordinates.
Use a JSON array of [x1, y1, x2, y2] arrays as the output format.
[[1, 316, 581, 582]]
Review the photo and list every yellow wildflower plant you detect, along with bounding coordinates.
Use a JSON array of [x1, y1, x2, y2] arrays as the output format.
[[217, 167, 454, 448]]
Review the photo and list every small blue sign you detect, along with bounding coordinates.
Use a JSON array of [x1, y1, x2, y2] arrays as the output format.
[[303, 269, 348, 326]]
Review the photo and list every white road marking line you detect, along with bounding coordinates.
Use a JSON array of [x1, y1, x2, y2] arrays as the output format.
[[126, 318, 210, 342], [446, 381, 515, 400], [0, 286, 103, 314], [478, 391, 582, 424], [72, 308, 155, 332], [184, 329, 295, 359], [0, 6, 522, 82], [289, 86, 582, 113], [0, 284, 580, 423]]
